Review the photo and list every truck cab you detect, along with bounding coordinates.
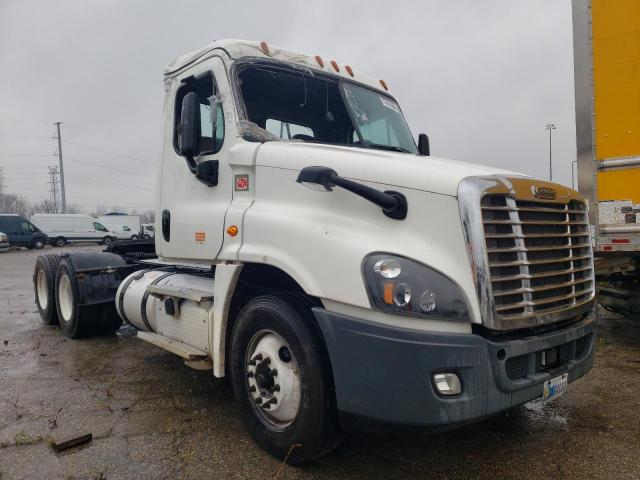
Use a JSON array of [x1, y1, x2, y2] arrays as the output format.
[[35, 40, 597, 464]]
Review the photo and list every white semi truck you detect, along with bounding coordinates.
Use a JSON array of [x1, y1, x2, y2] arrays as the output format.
[[33, 40, 596, 463]]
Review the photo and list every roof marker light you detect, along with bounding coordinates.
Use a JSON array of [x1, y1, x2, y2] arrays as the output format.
[[345, 65, 354, 77], [379, 79, 389, 91], [331, 60, 340, 72], [260, 41, 270, 55], [315, 55, 324, 67]]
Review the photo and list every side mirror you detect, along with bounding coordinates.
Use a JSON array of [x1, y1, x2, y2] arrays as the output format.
[[179, 91, 200, 171], [418, 133, 430, 156]]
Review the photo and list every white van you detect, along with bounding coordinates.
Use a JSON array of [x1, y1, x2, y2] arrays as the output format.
[[30, 214, 117, 247], [96, 214, 141, 240]]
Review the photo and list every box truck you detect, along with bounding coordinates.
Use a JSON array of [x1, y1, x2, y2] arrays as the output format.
[[33, 39, 596, 463], [573, 0, 640, 315], [31, 214, 116, 246]]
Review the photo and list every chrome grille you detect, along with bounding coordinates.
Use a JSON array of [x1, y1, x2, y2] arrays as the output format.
[[481, 195, 594, 320]]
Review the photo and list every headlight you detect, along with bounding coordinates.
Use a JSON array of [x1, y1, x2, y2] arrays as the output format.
[[363, 253, 471, 321]]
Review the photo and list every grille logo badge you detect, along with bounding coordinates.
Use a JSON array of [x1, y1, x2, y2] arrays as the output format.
[[533, 186, 557, 200]]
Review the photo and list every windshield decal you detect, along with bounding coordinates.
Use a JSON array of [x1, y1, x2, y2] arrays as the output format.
[[379, 96, 400, 114]]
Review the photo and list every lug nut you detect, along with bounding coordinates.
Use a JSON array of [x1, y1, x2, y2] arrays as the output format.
[[271, 368, 278, 377], [263, 357, 271, 365], [273, 384, 280, 392], [249, 385, 256, 392], [248, 360, 256, 366], [268, 397, 278, 405], [256, 397, 263, 405], [246, 371, 254, 377], [263, 403, 271, 410], [253, 354, 263, 361]]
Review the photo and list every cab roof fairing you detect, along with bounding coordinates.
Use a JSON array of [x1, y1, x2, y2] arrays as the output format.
[[163, 39, 389, 94]]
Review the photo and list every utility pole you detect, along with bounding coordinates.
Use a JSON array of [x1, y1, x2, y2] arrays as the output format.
[[54, 122, 67, 213], [0, 167, 5, 195], [545, 123, 556, 181], [48, 166, 60, 212]]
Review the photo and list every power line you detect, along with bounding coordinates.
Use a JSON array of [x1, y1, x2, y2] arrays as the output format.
[[65, 174, 153, 191], [64, 156, 148, 176], [0, 134, 53, 139], [0, 153, 56, 157], [62, 139, 155, 165]]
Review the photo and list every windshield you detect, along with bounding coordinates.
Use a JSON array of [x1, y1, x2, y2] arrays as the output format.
[[237, 63, 418, 154]]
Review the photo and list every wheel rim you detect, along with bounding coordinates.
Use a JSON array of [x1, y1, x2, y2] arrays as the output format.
[[36, 269, 48, 310], [58, 273, 74, 323], [56, 239, 64, 247], [245, 330, 301, 428]]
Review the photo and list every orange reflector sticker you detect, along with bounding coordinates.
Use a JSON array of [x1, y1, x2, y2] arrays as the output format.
[[195, 232, 205, 242], [315, 55, 324, 67], [345, 65, 354, 77], [227, 225, 239, 237], [383, 283, 394, 305], [379, 79, 389, 91], [331, 60, 340, 72], [260, 41, 270, 54]]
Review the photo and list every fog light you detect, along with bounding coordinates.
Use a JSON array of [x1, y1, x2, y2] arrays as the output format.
[[433, 373, 461, 396]]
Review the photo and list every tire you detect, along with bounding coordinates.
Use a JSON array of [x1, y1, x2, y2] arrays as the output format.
[[54, 237, 66, 248], [102, 236, 114, 246], [131, 235, 139, 240], [230, 294, 341, 464], [34, 253, 61, 325], [55, 258, 122, 338], [32, 239, 45, 249], [142, 234, 151, 240]]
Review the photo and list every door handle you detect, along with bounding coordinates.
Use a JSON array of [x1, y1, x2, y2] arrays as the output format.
[[162, 210, 171, 242]]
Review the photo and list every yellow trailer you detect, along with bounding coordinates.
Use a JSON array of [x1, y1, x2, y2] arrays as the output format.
[[573, 0, 640, 314]]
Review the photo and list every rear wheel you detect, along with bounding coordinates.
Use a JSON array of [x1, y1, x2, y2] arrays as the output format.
[[102, 236, 114, 246], [54, 237, 66, 248], [142, 234, 151, 240], [55, 258, 122, 338], [34, 253, 61, 325], [230, 295, 341, 464]]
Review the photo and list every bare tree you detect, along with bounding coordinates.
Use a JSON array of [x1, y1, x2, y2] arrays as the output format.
[[31, 199, 59, 214], [140, 210, 155, 224], [0, 193, 30, 216]]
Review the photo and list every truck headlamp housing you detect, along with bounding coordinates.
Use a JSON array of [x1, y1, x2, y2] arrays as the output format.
[[363, 253, 471, 321]]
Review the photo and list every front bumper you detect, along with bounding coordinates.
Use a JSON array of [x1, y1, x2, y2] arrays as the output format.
[[313, 308, 596, 430]]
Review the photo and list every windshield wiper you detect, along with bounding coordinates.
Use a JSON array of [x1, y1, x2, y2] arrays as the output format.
[[367, 143, 413, 154]]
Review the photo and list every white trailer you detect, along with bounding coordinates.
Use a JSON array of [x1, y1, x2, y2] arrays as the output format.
[[96, 214, 141, 240], [34, 39, 596, 464], [31, 214, 117, 246]]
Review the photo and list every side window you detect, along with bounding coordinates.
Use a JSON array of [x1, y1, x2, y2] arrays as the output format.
[[265, 119, 314, 140], [93, 222, 107, 232], [174, 71, 225, 156], [20, 221, 31, 233]]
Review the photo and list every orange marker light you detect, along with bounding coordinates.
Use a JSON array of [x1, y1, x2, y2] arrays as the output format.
[[330, 60, 340, 72], [379, 79, 389, 91], [383, 282, 394, 305], [315, 55, 324, 67], [345, 65, 354, 77], [226, 225, 239, 237], [260, 41, 270, 55]]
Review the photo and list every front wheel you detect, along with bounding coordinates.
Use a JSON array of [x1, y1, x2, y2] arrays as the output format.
[[102, 236, 114, 246], [130, 234, 139, 240], [32, 239, 45, 249], [142, 234, 151, 240], [54, 237, 66, 248], [230, 295, 341, 464]]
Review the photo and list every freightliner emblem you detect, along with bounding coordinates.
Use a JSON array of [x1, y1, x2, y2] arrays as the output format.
[[533, 186, 557, 200]]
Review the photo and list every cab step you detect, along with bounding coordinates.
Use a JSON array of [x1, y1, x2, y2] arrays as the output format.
[[137, 331, 209, 360]]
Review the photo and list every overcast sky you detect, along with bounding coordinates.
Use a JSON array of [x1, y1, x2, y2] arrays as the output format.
[[0, 0, 578, 212]]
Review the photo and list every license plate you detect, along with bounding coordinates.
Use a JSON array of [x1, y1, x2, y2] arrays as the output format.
[[542, 373, 568, 402]]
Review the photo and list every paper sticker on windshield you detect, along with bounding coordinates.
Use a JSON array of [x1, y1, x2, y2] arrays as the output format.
[[380, 96, 400, 114]]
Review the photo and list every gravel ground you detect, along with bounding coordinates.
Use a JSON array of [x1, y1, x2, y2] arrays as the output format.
[[0, 246, 639, 479]]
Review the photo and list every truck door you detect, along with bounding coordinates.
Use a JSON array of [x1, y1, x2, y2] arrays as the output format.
[[158, 57, 232, 262]]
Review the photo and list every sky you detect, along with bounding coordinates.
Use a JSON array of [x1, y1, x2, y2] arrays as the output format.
[[0, 0, 579, 212]]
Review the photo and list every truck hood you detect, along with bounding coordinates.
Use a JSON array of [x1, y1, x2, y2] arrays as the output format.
[[255, 142, 524, 196]]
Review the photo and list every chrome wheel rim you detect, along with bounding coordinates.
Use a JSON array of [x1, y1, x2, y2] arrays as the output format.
[[36, 269, 48, 310], [58, 273, 74, 323], [245, 330, 301, 428]]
